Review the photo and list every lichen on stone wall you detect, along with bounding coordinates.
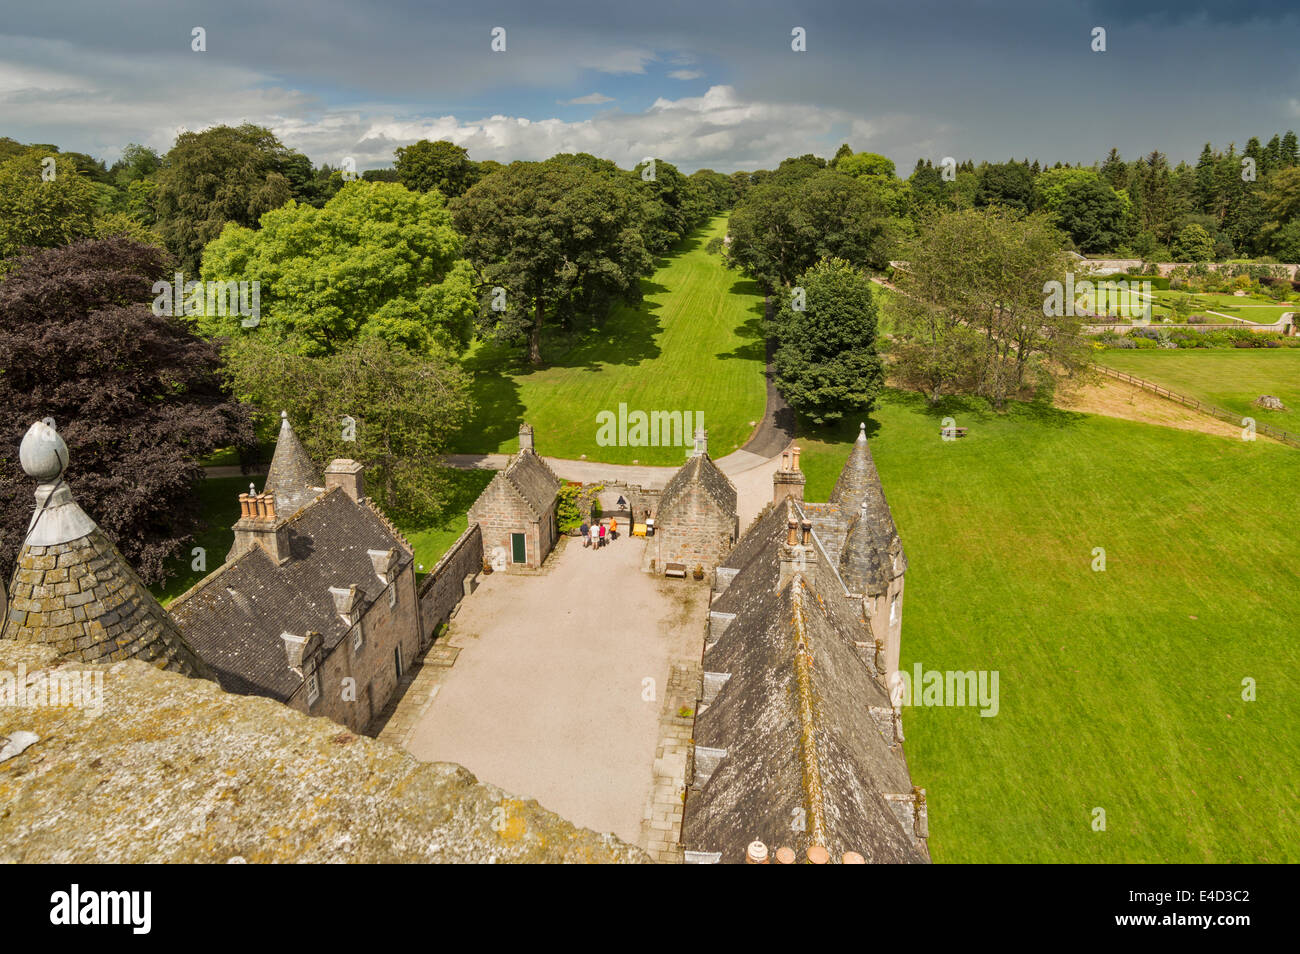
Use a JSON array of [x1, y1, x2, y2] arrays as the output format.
[[0, 641, 648, 864]]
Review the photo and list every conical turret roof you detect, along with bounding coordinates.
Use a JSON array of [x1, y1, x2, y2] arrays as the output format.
[[832, 423, 906, 595], [264, 411, 322, 516], [3, 420, 211, 677]]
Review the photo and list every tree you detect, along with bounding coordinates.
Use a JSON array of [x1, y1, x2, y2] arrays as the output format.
[[0, 152, 98, 258], [222, 336, 471, 522], [726, 170, 896, 288], [975, 161, 1035, 211], [835, 151, 897, 180], [632, 158, 694, 254], [199, 180, 478, 357], [394, 139, 479, 198], [451, 158, 652, 365], [153, 124, 298, 272], [890, 208, 1086, 407], [1049, 173, 1126, 252], [0, 238, 252, 583], [1172, 223, 1215, 261], [771, 259, 884, 424]]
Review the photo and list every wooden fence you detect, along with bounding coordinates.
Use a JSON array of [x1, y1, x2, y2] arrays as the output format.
[[1095, 365, 1300, 449]]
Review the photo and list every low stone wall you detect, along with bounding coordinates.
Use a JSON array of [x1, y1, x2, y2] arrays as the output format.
[[418, 524, 483, 643], [1083, 316, 1295, 335], [1080, 259, 1300, 279]]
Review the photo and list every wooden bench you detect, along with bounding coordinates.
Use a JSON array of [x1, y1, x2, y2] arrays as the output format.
[[941, 426, 969, 438], [663, 562, 688, 579]]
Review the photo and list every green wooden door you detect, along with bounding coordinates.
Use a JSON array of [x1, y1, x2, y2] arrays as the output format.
[[511, 532, 526, 564]]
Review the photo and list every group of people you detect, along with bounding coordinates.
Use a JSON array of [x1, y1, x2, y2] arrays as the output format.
[[580, 517, 618, 549]]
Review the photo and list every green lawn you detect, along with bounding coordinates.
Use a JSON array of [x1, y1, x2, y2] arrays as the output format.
[[1098, 349, 1300, 425], [797, 391, 1299, 863], [152, 475, 263, 606], [449, 216, 768, 464], [1082, 286, 1296, 324]]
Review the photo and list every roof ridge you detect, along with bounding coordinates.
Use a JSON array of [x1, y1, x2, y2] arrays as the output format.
[[791, 577, 828, 849]]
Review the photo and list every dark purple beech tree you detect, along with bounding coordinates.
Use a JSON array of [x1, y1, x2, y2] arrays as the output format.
[[0, 237, 252, 583]]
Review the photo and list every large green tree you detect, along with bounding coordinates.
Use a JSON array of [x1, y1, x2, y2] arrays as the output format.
[[890, 208, 1086, 408], [771, 258, 884, 424], [0, 152, 98, 258], [0, 238, 251, 583], [198, 180, 478, 357], [224, 336, 471, 522], [726, 169, 897, 288], [394, 139, 480, 198], [153, 124, 300, 272], [451, 158, 652, 365]]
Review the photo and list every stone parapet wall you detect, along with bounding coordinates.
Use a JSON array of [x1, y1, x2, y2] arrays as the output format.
[[418, 524, 483, 637], [0, 641, 648, 863]]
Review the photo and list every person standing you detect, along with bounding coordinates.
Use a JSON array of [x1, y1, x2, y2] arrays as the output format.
[[598, 523, 607, 549], [610, 517, 618, 541], [580, 521, 590, 548]]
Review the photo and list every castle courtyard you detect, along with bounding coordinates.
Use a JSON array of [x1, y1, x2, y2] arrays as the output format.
[[404, 533, 708, 846]]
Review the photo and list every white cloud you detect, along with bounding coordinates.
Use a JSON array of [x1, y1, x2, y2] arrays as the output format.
[[0, 31, 943, 174], [559, 93, 615, 105], [667, 69, 704, 80], [576, 48, 656, 74]]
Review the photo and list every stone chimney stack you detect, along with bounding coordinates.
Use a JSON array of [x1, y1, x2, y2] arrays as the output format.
[[324, 459, 365, 502], [519, 423, 535, 454], [777, 515, 818, 590], [772, 445, 806, 505], [230, 489, 290, 564], [692, 425, 708, 457]]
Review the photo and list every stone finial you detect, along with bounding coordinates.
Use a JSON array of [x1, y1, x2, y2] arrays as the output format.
[[20, 419, 67, 482], [857, 422, 866, 442], [693, 425, 708, 457]]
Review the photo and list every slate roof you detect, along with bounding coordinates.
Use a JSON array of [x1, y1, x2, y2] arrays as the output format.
[[169, 487, 412, 701], [682, 443, 924, 864], [659, 452, 737, 517], [264, 412, 323, 517], [4, 485, 209, 677], [499, 450, 562, 519]]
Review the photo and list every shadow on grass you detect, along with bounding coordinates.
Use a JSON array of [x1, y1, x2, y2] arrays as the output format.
[[716, 278, 767, 362]]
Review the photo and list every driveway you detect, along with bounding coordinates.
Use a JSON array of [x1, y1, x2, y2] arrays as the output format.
[[405, 533, 707, 845]]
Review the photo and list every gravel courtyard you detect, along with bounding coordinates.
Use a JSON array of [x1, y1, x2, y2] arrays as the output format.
[[405, 532, 707, 846]]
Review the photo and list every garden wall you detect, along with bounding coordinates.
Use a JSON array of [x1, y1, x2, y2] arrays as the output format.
[[417, 523, 483, 644]]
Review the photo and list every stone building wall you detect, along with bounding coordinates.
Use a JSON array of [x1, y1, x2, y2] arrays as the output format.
[[290, 561, 421, 734], [468, 479, 554, 570], [655, 485, 737, 573], [418, 524, 483, 639]]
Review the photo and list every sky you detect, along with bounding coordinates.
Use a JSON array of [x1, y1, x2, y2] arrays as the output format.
[[2, 0, 1299, 174]]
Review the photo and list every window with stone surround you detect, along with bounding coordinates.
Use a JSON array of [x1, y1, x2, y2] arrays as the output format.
[[387, 582, 397, 608], [307, 671, 320, 706], [352, 621, 364, 653]]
